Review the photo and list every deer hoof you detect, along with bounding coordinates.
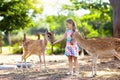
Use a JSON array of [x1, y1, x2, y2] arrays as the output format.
[[90, 74, 97, 78], [46, 69, 49, 73]]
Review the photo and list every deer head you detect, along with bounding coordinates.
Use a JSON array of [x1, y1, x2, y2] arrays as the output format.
[[44, 30, 54, 44]]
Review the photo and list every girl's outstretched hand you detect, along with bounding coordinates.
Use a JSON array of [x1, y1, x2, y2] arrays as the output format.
[[52, 42, 56, 45]]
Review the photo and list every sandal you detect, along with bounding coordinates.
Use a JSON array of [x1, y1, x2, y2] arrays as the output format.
[[73, 71, 79, 76], [66, 71, 73, 75]]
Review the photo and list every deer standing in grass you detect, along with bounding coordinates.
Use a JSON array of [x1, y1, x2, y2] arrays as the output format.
[[72, 31, 120, 77], [22, 30, 54, 70]]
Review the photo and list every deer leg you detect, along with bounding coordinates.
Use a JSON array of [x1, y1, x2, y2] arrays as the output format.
[[94, 56, 98, 76], [91, 58, 94, 77], [20, 56, 24, 72], [21, 53, 31, 72], [43, 52, 46, 68], [43, 52, 48, 72], [20, 55, 27, 73], [91, 56, 97, 77], [114, 52, 120, 60], [21, 55, 27, 67], [25, 54, 31, 69], [81, 48, 84, 57], [38, 54, 42, 71]]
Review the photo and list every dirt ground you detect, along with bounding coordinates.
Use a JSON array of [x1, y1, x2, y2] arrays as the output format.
[[0, 54, 120, 80]]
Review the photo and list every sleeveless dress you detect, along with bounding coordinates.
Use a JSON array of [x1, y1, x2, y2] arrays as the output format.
[[65, 30, 79, 57]]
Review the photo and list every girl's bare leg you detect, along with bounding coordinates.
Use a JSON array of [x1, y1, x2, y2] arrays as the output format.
[[68, 56, 73, 74], [74, 57, 79, 74]]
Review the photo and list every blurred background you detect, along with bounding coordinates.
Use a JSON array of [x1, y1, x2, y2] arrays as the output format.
[[0, 0, 114, 54]]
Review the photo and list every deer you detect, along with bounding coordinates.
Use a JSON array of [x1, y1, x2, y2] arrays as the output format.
[[21, 30, 54, 71], [72, 31, 120, 77]]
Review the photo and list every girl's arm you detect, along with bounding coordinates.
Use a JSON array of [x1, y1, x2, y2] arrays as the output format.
[[53, 33, 67, 45]]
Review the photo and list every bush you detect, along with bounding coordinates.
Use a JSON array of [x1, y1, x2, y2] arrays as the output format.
[[51, 34, 66, 54], [45, 34, 66, 55], [12, 43, 23, 54]]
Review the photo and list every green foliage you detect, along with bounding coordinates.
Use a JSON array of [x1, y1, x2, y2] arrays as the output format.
[[44, 15, 68, 34], [0, 0, 43, 45], [12, 43, 22, 54], [27, 26, 48, 35], [53, 41, 65, 55], [6, 30, 23, 54], [10, 30, 23, 45], [63, 0, 113, 38], [1, 0, 114, 54], [79, 10, 113, 38], [0, 0, 30, 31], [81, 22, 99, 38], [52, 34, 66, 54], [0, 0, 43, 32]]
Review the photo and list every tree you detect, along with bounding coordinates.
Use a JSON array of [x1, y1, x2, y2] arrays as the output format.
[[109, 0, 120, 38], [45, 15, 67, 34], [0, 0, 43, 45], [63, 0, 113, 38]]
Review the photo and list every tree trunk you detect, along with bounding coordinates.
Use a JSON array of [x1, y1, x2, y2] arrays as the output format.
[[109, 0, 120, 38], [51, 45, 54, 54], [3, 31, 11, 45], [0, 32, 2, 53]]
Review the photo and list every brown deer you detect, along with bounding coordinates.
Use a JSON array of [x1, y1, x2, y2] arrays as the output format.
[[21, 30, 54, 70], [72, 31, 120, 77]]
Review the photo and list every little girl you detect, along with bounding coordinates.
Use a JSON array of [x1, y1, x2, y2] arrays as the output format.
[[53, 18, 79, 75]]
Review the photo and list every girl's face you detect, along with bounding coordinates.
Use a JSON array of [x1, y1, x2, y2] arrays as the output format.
[[66, 22, 73, 30]]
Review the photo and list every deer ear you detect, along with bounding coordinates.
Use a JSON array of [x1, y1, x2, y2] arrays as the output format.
[[51, 31, 54, 34]]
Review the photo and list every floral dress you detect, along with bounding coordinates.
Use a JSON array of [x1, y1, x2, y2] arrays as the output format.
[[65, 30, 79, 57]]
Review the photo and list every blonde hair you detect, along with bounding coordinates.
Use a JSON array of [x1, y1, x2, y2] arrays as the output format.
[[66, 18, 76, 32]]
